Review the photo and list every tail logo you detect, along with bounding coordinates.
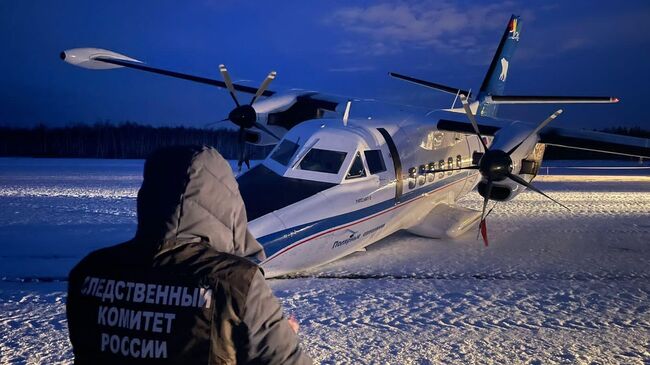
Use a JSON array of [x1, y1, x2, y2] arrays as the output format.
[[508, 18, 520, 41], [499, 58, 509, 82]]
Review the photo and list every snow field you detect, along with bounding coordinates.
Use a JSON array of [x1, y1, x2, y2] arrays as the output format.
[[0, 158, 648, 364]]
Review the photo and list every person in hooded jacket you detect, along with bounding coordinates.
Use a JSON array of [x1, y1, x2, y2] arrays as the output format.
[[66, 145, 312, 364]]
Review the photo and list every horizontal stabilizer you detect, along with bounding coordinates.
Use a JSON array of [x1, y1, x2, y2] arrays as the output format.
[[389, 72, 471, 97], [485, 95, 619, 104]]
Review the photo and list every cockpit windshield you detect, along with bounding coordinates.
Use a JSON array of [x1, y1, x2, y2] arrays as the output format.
[[299, 148, 347, 174], [270, 139, 299, 166]]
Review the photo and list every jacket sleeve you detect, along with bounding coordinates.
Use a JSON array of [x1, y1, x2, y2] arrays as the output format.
[[241, 270, 313, 365], [66, 263, 86, 364]]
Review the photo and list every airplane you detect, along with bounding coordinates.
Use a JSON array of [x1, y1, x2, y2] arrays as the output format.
[[61, 15, 650, 277]]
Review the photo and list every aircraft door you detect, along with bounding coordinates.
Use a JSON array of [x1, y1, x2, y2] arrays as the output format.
[[362, 150, 386, 182], [377, 128, 402, 203]]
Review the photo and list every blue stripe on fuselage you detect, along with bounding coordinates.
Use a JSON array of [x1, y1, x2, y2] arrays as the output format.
[[258, 171, 476, 259]]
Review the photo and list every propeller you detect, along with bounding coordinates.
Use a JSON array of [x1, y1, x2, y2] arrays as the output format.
[[217, 64, 280, 171], [427, 94, 568, 246], [459, 95, 489, 151]]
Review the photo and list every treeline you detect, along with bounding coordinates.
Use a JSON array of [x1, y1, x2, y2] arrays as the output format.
[[0, 122, 272, 160], [544, 126, 650, 160], [0, 123, 647, 160]]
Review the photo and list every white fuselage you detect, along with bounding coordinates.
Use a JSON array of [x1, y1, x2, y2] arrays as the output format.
[[237, 109, 486, 277]]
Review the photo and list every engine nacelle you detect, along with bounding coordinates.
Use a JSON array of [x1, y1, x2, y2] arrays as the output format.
[[244, 126, 286, 146], [477, 179, 521, 201]]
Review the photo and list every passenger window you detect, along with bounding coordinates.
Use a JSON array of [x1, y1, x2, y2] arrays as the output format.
[[427, 162, 435, 182], [418, 165, 426, 186], [408, 167, 417, 178], [408, 167, 417, 189], [299, 148, 347, 174], [456, 155, 462, 168], [364, 150, 386, 174], [447, 157, 453, 175], [346, 152, 367, 180], [472, 151, 482, 165]]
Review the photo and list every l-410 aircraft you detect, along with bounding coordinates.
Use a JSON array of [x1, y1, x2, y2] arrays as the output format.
[[62, 15, 650, 277]]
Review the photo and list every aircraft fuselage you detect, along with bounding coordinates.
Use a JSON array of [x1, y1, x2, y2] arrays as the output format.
[[238, 111, 485, 277]]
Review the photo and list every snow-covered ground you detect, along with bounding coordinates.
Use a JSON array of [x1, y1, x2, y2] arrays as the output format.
[[1, 158, 649, 364]]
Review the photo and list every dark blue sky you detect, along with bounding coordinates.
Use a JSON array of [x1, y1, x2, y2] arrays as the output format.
[[1, 0, 649, 129]]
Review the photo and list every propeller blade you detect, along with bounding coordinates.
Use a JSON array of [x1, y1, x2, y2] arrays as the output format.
[[507, 109, 563, 155], [237, 127, 245, 172], [477, 180, 493, 246], [507, 173, 570, 211], [253, 122, 281, 140], [250, 71, 277, 105], [484, 203, 497, 220], [480, 181, 493, 219], [219, 64, 240, 107], [205, 118, 231, 128], [479, 220, 489, 247], [459, 94, 489, 151]]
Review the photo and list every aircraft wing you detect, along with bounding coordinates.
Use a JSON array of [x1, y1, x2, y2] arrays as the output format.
[[60, 48, 339, 111], [436, 114, 650, 159], [61, 48, 275, 96]]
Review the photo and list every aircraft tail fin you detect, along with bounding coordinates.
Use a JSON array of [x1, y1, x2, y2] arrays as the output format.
[[477, 15, 521, 117]]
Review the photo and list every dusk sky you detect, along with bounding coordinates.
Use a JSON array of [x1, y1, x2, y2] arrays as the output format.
[[1, 0, 649, 129]]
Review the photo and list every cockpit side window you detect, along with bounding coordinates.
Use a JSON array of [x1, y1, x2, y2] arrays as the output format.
[[364, 150, 386, 174], [299, 148, 347, 174], [346, 152, 367, 180], [270, 140, 299, 166]]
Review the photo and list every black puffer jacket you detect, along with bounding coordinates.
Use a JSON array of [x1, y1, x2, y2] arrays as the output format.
[[67, 146, 312, 364]]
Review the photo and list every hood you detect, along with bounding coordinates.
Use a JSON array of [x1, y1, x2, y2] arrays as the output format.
[[136, 145, 265, 261]]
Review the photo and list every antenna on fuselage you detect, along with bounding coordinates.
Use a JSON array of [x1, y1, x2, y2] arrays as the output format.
[[451, 90, 461, 108], [451, 88, 471, 109], [342, 99, 352, 126]]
